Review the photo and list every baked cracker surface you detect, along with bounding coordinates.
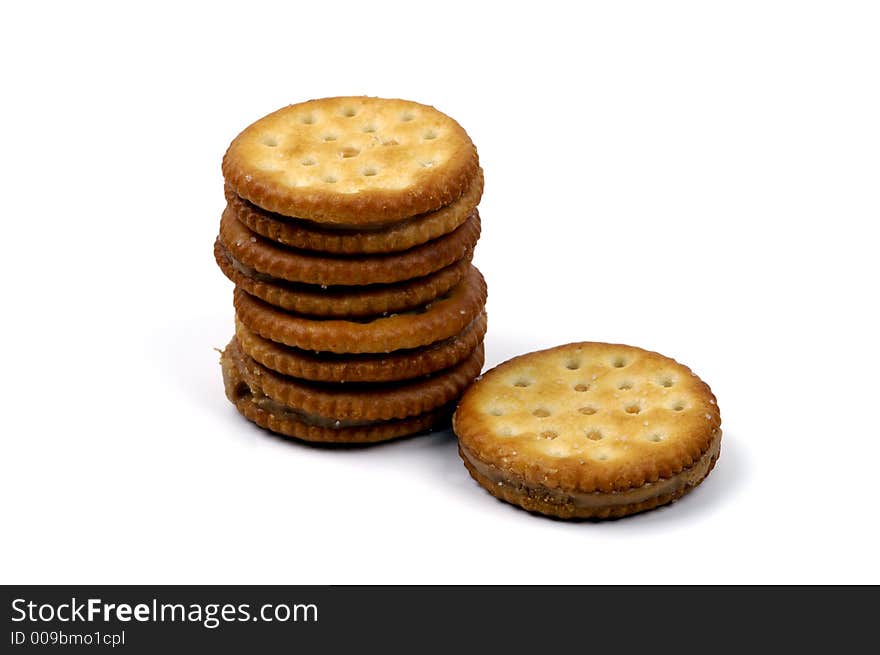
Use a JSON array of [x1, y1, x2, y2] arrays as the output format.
[[453, 342, 722, 518], [222, 97, 479, 224]]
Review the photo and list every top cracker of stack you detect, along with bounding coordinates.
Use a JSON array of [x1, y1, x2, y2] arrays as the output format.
[[215, 97, 487, 444]]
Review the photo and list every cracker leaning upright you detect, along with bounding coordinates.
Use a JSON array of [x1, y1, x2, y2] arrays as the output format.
[[222, 97, 480, 225], [453, 343, 721, 519]]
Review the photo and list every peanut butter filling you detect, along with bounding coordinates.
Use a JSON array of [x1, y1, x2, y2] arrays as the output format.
[[460, 431, 721, 509], [249, 388, 383, 429], [227, 248, 280, 284]]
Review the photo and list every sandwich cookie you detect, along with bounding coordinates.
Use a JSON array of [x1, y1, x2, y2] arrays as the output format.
[[224, 168, 483, 254], [222, 96, 480, 225], [224, 337, 484, 422], [222, 350, 456, 444], [235, 312, 487, 383], [233, 265, 487, 354], [453, 343, 721, 519], [215, 238, 472, 317], [218, 206, 480, 286]]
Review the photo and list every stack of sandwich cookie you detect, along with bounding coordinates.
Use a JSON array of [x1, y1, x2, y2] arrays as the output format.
[[215, 97, 487, 443]]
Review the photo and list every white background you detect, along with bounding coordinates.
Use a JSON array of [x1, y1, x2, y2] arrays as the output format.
[[2, 1, 878, 584]]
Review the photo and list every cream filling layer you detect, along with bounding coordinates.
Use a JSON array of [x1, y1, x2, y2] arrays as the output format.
[[236, 193, 466, 232], [461, 432, 721, 508], [226, 248, 460, 320], [227, 249, 286, 284], [251, 391, 380, 429]]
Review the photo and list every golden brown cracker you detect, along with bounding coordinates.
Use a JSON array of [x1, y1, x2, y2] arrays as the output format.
[[222, 97, 480, 225], [235, 312, 487, 383], [233, 265, 487, 354], [453, 342, 721, 519], [214, 239, 471, 317], [222, 347, 453, 443], [225, 168, 482, 254], [218, 205, 480, 286], [226, 336, 484, 421]]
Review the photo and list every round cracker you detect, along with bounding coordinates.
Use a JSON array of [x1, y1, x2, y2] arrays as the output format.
[[218, 205, 480, 286], [235, 312, 487, 383], [453, 342, 722, 519], [226, 337, 484, 422], [233, 265, 487, 354], [225, 168, 483, 254], [222, 97, 480, 225], [221, 347, 453, 443], [215, 239, 471, 318]]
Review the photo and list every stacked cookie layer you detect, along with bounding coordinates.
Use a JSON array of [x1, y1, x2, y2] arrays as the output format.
[[215, 97, 486, 443]]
